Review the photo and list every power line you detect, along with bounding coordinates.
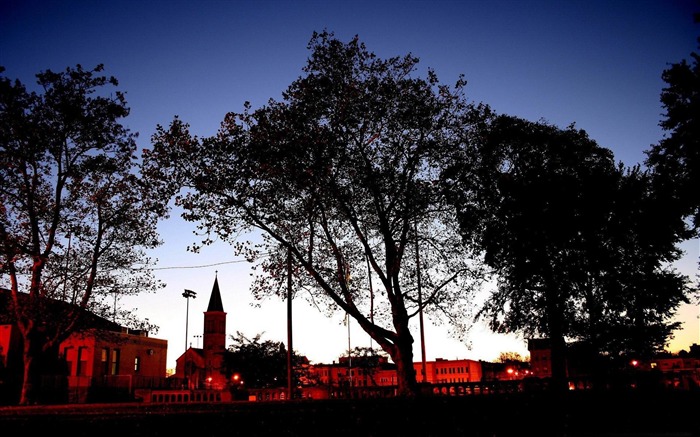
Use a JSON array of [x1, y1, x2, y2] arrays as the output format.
[[151, 252, 270, 271], [153, 259, 250, 271]]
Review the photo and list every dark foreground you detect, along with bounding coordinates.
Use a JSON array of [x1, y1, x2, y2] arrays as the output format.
[[0, 390, 698, 436]]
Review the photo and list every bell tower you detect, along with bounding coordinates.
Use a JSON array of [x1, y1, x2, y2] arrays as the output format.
[[203, 273, 227, 388]]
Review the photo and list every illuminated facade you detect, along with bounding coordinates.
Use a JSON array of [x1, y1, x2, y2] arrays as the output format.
[[528, 338, 552, 378], [650, 356, 700, 390], [60, 328, 167, 402], [310, 356, 397, 388], [309, 356, 484, 388], [0, 288, 167, 404], [417, 358, 483, 384]]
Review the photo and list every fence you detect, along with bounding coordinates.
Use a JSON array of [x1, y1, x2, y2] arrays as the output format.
[[19, 371, 699, 405]]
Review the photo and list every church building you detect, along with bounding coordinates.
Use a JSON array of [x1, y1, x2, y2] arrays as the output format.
[[174, 275, 228, 390]]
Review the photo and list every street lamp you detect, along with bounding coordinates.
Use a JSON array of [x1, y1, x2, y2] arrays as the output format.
[[183, 289, 196, 389], [183, 289, 197, 352]]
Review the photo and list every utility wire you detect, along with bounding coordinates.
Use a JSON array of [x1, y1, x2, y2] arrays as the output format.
[[152, 259, 250, 270], [151, 252, 270, 271]]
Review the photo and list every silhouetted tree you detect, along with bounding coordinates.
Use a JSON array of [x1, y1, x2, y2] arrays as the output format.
[[338, 346, 390, 386], [344, 346, 388, 367], [645, 14, 700, 233], [0, 65, 164, 405], [578, 166, 690, 365], [223, 332, 307, 389], [442, 115, 692, 391], [497, 351, 528, 364], [143, 31, 490, 397]]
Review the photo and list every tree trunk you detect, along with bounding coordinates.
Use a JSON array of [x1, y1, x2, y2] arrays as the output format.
[[392, 332, 419, 397], [542, 276, 569, 394], [549, 332, 568, 393], [19, 341, 37, 406], [547, 300, 569, 393]]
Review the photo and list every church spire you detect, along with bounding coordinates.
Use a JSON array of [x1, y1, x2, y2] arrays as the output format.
[[202, 271, 227, 389], [207, 272, 224, 312]]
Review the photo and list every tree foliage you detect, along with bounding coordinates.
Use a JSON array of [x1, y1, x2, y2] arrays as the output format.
[[223, 332, 308, 389], [143, 31, 490, 397], [0, 64, 164, 405], [442, 115, 693, 390], [581, 166, 691, 362], [497, 351, 528, 364], [645, 15, 700, 233]]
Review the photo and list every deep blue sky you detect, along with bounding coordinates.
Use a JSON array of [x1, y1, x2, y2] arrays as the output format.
[[2, 0, 698, 369]]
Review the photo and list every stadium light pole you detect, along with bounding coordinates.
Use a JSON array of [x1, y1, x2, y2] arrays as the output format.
[[183, 289, 197, 352], [414, 220, 427, 383], [287, 247, 293, 401], [183, 289, 197, 388]]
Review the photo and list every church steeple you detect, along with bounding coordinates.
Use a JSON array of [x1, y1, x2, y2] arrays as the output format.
[[207, 275, 224, 312], [202, 272, 227, 389]]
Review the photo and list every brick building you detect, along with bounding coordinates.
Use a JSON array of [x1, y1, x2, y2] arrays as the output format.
[[0, 288, 168, 404]]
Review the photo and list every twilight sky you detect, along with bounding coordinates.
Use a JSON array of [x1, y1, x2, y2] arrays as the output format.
[[1, 0, 699, 371]]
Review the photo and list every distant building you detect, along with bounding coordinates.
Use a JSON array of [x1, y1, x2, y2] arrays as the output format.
[[528, 338, 552, 378], [59, 327, 167, 402], [0, 288, 167, 404], [310, 355, 397, 388], [309, 356, 484, 389], [417, 358, 483, 384], [650, 356, 700, 390], [527, 338, 591, 380], [480, 359, 531, 382]]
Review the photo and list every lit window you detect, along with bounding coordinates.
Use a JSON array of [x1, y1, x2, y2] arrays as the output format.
[[101, 348, 109, 374], [77, 347, 88, 376], [111, 349, 120, 375]]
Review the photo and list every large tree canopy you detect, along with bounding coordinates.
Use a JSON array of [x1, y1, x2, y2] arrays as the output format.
[[143, 31, 490, 397], [580, 165, 691, 363], [645, 22, 700, 232], [0, 64, 164, 405], [442, 115, 693, 391]]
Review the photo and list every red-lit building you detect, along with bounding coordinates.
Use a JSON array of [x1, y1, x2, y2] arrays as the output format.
[[650, 356, 700, 390], [310, 355, 397, 388], [0, 288, 168, 404], [528, 338, 552, 378], [417, 358, 484, 384], [59, 327, 167, 402], [309, 356, 485, 389]]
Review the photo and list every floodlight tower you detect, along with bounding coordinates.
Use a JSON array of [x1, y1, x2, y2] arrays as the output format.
[[183, 289, 197, 352]]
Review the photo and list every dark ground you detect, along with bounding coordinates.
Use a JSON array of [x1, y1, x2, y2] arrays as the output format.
[[0, 390, 698, 436]]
